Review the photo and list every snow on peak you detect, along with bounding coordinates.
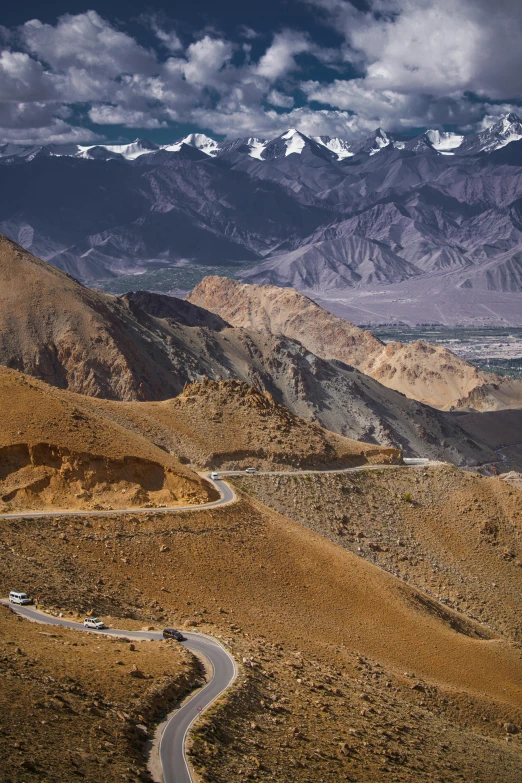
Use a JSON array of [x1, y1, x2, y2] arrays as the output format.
[[280, 129, 306, 156], [472, 113, 522, 152], [495, 131, 522, 150], [312, 135, 354, 160], [495, 113, 521, 134], [492, 114, 522, 149], [163, 133, 220, 156], [183, 133, 220, 155], [78, 139, 158, 160], [245, 138, 268, 160], [425, 130, 464, 153], [369, 128, 391, 155]]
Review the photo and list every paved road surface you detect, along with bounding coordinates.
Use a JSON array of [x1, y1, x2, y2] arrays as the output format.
[[159, 634, 236, 783], [0, 459, 432, 521], [217, 458, 432, 479], [0, 601, 236, 783]]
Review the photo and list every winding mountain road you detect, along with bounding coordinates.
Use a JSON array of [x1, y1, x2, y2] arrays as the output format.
[[0, 458, 430, 521], [0, 601, 236, 783], [2, 457, 431, 781]]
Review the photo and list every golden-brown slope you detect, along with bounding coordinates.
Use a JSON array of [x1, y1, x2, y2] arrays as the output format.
[[0, 368, 401, 512], [188, 276, 498, 409], [0, 367, 213, 512], [0, 234, 225, 401], [362, 338, 498, 410], [1, 493, 522, 782], [0, 233, 155, 399], [0, 237, 500, 466], [235, 464, 522, 643], [188, 275, 383, 366]]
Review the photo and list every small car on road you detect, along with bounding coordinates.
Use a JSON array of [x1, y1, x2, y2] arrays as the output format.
[[84, 617, 106, 630], [162, 627, 186, 641], [210, 472, 220, 480], [245, 467, 256, 473]]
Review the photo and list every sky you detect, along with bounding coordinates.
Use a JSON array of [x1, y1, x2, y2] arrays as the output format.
[[1, 0, 522, 146]]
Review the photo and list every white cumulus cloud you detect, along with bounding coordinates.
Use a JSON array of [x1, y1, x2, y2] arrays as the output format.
[[22, 11, 157, 77], [256, 31, 310, 79], [183, 36, 233, 86]]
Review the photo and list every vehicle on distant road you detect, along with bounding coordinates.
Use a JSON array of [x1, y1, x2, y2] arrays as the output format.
[[245, 467, 256, 473], [9, 591, 32, 605], [83, 617, 106, 629], [162, 627, 186, 641], [210, 472, 220, 480]]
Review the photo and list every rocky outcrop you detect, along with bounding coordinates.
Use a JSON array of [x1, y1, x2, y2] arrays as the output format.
[[453, 377, 522, 411], [162, 378, 402, 469], [0, 365, 214, 512]]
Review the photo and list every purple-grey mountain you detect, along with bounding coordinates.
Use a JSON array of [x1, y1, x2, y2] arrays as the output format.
[[1, 115, 522, 300]]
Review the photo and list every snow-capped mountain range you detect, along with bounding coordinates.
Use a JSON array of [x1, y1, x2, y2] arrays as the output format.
[[2, 113, 522, 163], [1, 113, 522, 321]]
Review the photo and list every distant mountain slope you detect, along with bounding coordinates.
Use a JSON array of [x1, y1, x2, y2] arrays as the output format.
[[1, 115, 522, 315], [188, 276, 497, 409], [188, 275, 382, 364], [242, 235, 422, 289], [0, 235, 496, 465]]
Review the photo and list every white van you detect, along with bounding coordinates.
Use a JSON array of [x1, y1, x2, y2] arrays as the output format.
[[9, 591, 32, 605]]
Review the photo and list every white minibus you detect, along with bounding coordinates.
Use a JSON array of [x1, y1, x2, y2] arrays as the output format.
[[9, 591, 32, 605]]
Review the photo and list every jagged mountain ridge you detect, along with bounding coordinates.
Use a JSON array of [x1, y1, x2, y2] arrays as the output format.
[[1, 116, 522, 300], [0, 234, 497, 465], [2, 114, 521, 163]]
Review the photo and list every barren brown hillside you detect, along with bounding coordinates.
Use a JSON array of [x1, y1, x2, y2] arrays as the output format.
[[0, 367, 213, 513], [0, 233, 168, 400], [188, 275, 383, 364], [188, 276, 499, 410], [0, 368, 401, 513], [1, 491, 522, 782], [454, 377, 522, 411], [0, 234, 228, 401], [235, 465, 522, 643]]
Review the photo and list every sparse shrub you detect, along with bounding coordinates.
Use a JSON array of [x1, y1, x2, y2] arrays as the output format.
[[481, 519, 498, 537], [402, 492, 413, 503]]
